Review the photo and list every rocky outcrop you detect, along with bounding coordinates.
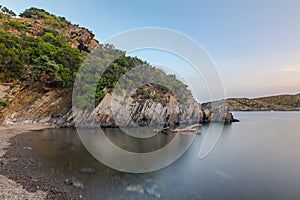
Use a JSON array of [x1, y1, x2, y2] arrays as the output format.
[[0, 83, 238, 127], [0, 7, 236, 127], [25, 20, 99, 52], [202, 101, 238, 124], [3, 10, 99, 53], [0, 83, 198, 127], [57, 83, 202, 128], [69, 26, 99, 52], [0, 84, 72, 125]]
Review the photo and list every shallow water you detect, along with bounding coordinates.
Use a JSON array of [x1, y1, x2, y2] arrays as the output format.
[[25, 112, 300, 199]]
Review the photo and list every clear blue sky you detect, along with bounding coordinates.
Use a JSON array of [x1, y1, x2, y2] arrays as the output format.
[[2, 0, 300, 99]]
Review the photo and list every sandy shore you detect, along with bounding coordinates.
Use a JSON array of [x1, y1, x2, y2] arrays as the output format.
[[0, 124, 52, 200]]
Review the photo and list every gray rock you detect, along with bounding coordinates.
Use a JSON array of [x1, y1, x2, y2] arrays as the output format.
[[72, 180, 84, 189], [126, 184, 144, 194], [64, 179, 84, 189], [23, 146, 32, 150], [0, 158, 8, 165], [64, 179, 73, 185]]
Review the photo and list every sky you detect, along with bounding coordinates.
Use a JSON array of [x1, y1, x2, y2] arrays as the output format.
[[1, 0, 300, 100]]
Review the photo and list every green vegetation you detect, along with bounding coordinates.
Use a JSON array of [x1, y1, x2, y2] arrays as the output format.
[[73, 44, 192, 109], [255, 95, 300, 108], [3, 20, 28, 32], [19, 7, 71, 28], [0, 99, 10, 107], [95, 54, 147, 103], [0, 7, 84, 85], [0, 5, 16, 18], [0, 29, 83, 84], [0, 6, 194, 111], [205, 95, 300, 111]]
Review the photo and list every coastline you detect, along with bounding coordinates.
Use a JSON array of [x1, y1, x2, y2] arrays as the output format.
[[0, 125, 50, 199], [0, 124, 84, 199]]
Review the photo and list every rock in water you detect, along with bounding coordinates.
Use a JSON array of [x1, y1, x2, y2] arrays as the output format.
[[126, 184, 144, 194], [64, 179, 73, 185], [146, 184, 161, 199], [64, 179, 84, 189], [79, 167, 97, 174], [72, 180, 84, 189]]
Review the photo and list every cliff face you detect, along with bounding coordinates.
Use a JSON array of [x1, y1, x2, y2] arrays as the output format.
[[0, 83, 202, 128], [0, 7, 100, 126], [0, 84, 72, 125], [0, 7, 235, 127]]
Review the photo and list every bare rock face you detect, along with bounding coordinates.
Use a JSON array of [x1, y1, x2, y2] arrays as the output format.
[[1, 83, 239, 127], [0, 84, 72, 126], [69, 26, 99, 52], [16, 16, 99, 53], [70, 84, 202, 128]]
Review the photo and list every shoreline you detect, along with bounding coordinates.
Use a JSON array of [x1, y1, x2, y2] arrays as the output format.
[[0, 124, 84, 200], [0, 125, 50, 199]]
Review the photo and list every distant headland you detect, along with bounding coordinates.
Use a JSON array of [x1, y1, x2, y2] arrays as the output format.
[[203, 94, 300, 111]]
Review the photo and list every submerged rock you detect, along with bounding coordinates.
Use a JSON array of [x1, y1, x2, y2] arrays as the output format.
[[126, 184, 144, 194], [146, 184, 161, 199], [64, 179, 73, 185], [64, 178, 84, 189], [72, 180, 84, 189], [79, 167, 97, 174]]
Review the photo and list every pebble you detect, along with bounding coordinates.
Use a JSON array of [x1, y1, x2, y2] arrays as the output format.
[[23, 146, 32, 150], [0, 175, 47, 200], [0, 158, 8, 165], [64, 178, 84, 189], [126, 184, 144, 194]]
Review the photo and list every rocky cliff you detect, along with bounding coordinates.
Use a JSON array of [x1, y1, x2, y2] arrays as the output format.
[[0, 6, 235, 128], [0, 82, 204, 128]]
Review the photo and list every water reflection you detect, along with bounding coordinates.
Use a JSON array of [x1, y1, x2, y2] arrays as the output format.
[[26, 112, 300, 200]]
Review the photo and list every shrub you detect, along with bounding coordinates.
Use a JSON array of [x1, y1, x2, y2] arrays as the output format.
[[3, 20, 28, 32], [0, 99, 10, 106]]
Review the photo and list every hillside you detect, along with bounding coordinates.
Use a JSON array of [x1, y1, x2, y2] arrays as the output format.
[[0, 6, 210, 127], [203, 95, 300, 111]]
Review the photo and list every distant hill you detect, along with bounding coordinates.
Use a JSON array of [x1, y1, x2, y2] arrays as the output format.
[[296, 93, 300, 96], [203, 94, 300, 111]]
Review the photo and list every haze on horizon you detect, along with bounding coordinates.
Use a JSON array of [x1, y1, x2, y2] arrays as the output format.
[[2, 0, 300, 100]]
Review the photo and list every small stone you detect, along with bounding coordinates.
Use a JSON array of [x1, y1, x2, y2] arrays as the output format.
[[9, 157, 19, 162], [72, 180, 84, 189], [23, 146, 32, 150], [0, 158, 8, 165], [64, 179, 73, 185]]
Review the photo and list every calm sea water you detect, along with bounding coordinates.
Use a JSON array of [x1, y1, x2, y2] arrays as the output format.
[[26, 112, 300, 200]]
